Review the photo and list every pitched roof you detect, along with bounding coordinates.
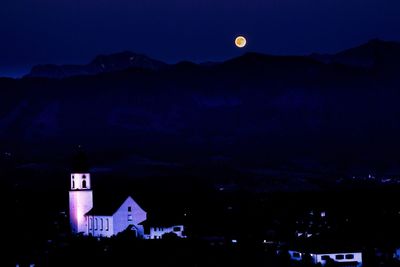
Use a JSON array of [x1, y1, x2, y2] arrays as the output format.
[[85, 194, 130, 216]]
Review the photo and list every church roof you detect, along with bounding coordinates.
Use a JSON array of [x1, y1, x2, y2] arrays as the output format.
[[85, 194, 130, 216], [139, 211, 186, 227]]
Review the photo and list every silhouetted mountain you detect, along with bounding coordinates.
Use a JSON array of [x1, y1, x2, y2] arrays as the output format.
[[310, 39, 400, 71], [25, 51, 167, 78], [2, 40, 400, 190]]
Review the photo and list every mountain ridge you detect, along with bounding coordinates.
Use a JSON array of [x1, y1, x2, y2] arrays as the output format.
[[23, 39, 400, 79]]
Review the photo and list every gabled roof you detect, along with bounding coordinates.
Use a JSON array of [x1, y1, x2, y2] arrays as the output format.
[[139, 211, 186, 227], [85, 194, 131, 216]]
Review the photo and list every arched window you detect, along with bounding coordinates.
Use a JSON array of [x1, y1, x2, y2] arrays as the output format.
[[82, 175, 86, 178], [106, 219, 109, 231], [72, 180, 75, 189], [89, 218, 93, 230], [82, 180, 87, 188], [100, 218, 103, 230]]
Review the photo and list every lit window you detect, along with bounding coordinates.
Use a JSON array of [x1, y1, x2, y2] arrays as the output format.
[[128, 215, 133, 221]]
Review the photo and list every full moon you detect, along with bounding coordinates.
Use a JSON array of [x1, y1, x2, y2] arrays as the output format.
[[235, 36, 247, 48]]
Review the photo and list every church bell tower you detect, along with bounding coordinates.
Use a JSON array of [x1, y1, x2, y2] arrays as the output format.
[[69, 149, 93, 234]]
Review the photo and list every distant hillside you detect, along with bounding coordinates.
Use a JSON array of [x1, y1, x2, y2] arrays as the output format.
[[25, 52, 167, 79], [310, 39, 400, 71], [2, 40, 400, 189]]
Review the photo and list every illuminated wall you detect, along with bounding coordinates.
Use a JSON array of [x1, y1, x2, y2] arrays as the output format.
[[145, 225, 186, 239], [112, 196, 147, 237], [289, 250, 362, 267], [71, 173, 91, 190], [69, 172, 93, 234], [87, 215, 114, 237]]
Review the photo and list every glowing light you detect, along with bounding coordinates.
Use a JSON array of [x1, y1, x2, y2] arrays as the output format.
[[235, 36, 247, 48]]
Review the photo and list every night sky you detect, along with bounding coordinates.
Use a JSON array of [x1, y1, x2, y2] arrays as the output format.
[[1, 0, 400, 78]]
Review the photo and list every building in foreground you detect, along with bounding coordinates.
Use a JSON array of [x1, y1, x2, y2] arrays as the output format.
[[68, 152, 186, 239], [287, 241, 362, 267]]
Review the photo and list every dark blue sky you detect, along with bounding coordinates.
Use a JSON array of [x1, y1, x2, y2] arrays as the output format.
[[1, 0, 399, 77]]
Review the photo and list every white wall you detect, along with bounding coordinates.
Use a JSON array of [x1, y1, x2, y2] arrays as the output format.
[[146, 225, 186, 239], [112, 196, 147, 237], [71, 173, 91, 190], [315, 252, 362, 266], [87, 215, 113, 237], [69, 190, 93, 234], [288, 250, 303, 261], [288, 250, 362, 267]]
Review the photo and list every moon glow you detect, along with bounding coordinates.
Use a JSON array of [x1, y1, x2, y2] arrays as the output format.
[[235, 36, 247, 48]]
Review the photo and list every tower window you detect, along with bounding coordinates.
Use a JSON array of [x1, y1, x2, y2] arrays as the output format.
[[82, 180, 87, 188], [128, 206, 132, 212], [100, 218, 103, 231], [82, 175, 86, 178], [95, 218, 98, 230], [128, 215, 133, 221], [72, 181, 75, 189], [106, 218, 109, 231]]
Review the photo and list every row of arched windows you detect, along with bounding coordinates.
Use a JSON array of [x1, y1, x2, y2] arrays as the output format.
[[89, 217, 109, 231], [71, 179, 87, 189]]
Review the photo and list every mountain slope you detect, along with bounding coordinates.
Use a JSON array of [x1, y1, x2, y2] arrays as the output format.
[[25, 52, 167, 79], [2, 40, 400, 185]]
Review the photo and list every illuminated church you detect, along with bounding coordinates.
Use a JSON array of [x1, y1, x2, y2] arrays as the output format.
[[69, 151, 186, 239]]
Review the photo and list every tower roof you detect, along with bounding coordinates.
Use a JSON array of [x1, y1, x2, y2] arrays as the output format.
[[71, 146, 90, 173]]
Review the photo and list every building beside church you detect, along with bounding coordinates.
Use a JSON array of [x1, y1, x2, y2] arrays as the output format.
[[69, 151, 186, 239]]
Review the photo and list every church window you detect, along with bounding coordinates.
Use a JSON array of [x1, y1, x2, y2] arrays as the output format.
[[82, 175, 86, 178], [95, 218, 98, 230], [72, 181, 75, 189], [128, 206, 132, 212], [82, 180, 87, 188], [128, 215, 133, 221], [106, 218, 109, 231], [100, 219, 103, 230], [89, 218, 92, 230]]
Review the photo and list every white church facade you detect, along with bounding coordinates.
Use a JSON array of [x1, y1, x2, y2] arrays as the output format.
[[69, 170, 186, 239]]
